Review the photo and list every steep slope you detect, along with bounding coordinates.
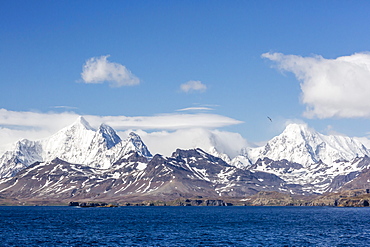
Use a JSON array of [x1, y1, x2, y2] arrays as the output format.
[[81, 125, 152, 169], [116, 132, 152, 159], [0, 139, 43, 178], [40, 116, 97, 164], [334, 156, 370, 192], [208, 146, 231, 164]]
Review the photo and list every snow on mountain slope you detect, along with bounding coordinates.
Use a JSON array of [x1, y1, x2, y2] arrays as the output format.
[[40, 116, 97, 164], [246, 123, 370, 166], [0, 139, 43, 178], [86, 131, 153, 169], [229, 123, 370, 193], [99, 123, 122, 149], [40, 117, 152, 168], [208, 146, 231, 164], [0, 117, 152, 177], [121, 132, 152, 158]]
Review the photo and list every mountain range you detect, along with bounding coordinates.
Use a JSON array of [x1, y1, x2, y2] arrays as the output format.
[[0, 117, 370, 205]]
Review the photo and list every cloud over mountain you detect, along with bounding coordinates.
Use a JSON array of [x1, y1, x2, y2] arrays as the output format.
[[262, 52, 370, 119], [81, 55, 140, 87], [0, 109, 244, 157]]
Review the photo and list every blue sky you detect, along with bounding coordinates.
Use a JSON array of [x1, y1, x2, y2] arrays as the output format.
[[1, 1, 370, 156]]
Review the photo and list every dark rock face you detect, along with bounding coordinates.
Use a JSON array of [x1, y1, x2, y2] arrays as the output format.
[[320, 156, 370, 193], [78, 202, 108, 207], [356, 155, 370, 169], [205, 200, 228, 206], [68, 201, 79, 206], [98, 124, 122, 149], [326, 171, 360, 192], [68, 201, 118, 207], [339, 167, 370, 191]]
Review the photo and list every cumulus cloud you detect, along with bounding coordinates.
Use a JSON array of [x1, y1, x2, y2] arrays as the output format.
[[262, 52, 370, 118], [0, 109, 243, 156], [81, 55, 140, 87], [180, 80, 207, 93]]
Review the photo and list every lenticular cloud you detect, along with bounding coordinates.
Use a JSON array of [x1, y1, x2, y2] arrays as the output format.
[[180, 80, 207, 93], [262, 52, 370, 119], [81, 55, 140, 87]]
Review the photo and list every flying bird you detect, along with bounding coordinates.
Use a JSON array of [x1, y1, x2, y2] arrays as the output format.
[[267, 116, 272, 122]]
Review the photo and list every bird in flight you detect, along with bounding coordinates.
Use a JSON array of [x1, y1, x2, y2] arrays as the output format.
[[267, 116, 272, 122]]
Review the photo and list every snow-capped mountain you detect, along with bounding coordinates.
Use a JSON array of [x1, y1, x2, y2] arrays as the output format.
[[246, 123, 369, 166], [1, 118, 370, 203], [231, 123, 370, 193], [0, 117, 152, 178], [40, 116, 98, 165]]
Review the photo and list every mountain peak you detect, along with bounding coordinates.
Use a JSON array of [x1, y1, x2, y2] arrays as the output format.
[[128, 132, 140, 139], [98, 123, 121, 149], [280, 123, 319, 142], [124, 132, 152, 158], [72, 116, 94, 131], [283, 123, 311, 134]]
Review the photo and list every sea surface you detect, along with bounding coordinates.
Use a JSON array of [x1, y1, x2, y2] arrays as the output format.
[[0, 206, 369, 246]]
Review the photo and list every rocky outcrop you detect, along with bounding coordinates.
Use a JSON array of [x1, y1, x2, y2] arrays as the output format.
[[246, 191, 296, 206], [307, 189, 370, 207], [139, 198, 233, 206], [68, 201, 118, 207], [336, 197, 370, 207]]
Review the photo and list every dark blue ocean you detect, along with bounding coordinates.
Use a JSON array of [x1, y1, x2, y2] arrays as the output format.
[[0, 206, 369, 246]]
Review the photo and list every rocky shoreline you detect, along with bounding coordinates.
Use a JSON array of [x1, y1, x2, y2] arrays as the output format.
[[240, 189, 370, 207], [68, 201, 118, 207], [63, 189, 370, 208], [2, 189, 370, 207], [68, 199, 234, 207]]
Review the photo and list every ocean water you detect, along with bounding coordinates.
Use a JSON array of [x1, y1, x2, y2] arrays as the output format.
[[0, 206, 369, 246]]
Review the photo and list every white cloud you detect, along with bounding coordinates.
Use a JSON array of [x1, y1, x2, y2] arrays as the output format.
[[81, 55, 140, 87], [0, 109, 243, 155], [0, 109, 78, 132], [176, 107, 214, 111], [119, 128, 248, 158], [92, 113, 242, 130], [51, 106, 78, 110], [262, 52, 370, 118], [180, 80, 207, 93]]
